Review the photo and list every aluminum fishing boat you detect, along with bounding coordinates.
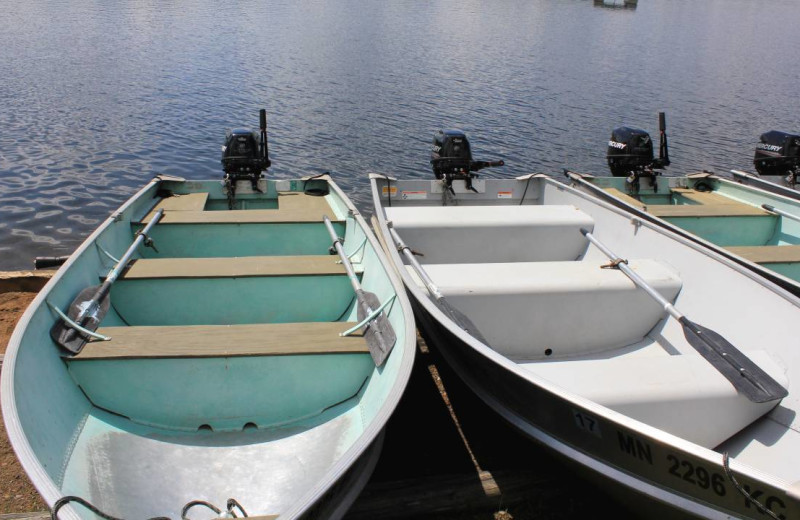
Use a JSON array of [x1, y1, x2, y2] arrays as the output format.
[[2, 112, 415, 520], [369, 141, 800, 518], [567, 171, 800, 297]]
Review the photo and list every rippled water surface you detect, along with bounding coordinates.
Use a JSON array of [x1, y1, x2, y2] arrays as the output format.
[[1, 0, 799, 269]]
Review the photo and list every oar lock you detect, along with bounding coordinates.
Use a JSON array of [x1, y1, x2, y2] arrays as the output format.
[[600, 257, 628, 269], [135, 230, 159, 253]]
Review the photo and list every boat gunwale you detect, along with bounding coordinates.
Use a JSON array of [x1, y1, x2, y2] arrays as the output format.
[[368, 173, 799, 518], [1, 174, 417, 520], [567, 171, 800, 297], [1, 176, 162, 520]]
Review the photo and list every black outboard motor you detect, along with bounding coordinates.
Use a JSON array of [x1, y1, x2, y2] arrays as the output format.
[[607, 112, 670, 192], [431, 129, 504, 193], [222, 109, 271, 209], [754, 131, 800, 183]]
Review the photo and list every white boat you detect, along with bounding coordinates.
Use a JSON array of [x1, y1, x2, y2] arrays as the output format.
[[2, 112, 416, 520], [370, 171, 800, 519]]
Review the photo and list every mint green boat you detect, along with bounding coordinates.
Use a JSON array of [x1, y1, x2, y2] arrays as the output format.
[[1, 169, 415, 519], [567, 171, 800, 296]]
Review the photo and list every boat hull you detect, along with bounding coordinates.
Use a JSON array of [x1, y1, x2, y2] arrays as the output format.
[[370, 174, 800, 520], [568, 171, 800, 297], [2, 175, 416, 520]]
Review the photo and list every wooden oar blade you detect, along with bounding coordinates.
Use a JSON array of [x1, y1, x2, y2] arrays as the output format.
[[49, 286, 110, 354], [433, 297, 490, 346], [680, 317, 788, 403], [356, 289, 396, 367]]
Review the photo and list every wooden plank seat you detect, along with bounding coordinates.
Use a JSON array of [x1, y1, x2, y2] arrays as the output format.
[[119, 255, 359, 279], [69, 322, 369, 360], [648, 203, 769, 218], [65, 321, 374, 430], [523, 350, 788, 448], [141, 192, 339, 224], [645, 188, 769, 218], [725, 245, 800, 264], [604, 187, 646, 210], [150, 192, 209, 212]]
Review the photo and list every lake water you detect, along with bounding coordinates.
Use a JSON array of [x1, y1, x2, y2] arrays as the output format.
[[1, 0, 799, 269]]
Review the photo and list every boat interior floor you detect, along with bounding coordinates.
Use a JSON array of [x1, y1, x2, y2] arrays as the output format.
[[59, 403, 364, 519], [388, 198, 796, 480]]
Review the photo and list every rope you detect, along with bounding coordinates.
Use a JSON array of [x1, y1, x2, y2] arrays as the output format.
[[600, 258, 628, 269], [722, 452, 782, 520]]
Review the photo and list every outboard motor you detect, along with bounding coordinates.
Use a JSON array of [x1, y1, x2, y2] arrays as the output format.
[[431, 129, 504, 193], [754, 131, 800, 184], [607, 112, 670, 193], [222, 109, 271, 209]]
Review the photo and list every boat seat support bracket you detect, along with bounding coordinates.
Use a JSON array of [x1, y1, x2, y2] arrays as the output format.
[[341, 294, 397, 337]]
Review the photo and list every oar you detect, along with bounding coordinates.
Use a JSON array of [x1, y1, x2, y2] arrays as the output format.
[[50, 209, 165, 354], [762, 204, 800, 223], [323, 216, 396, 366], [388, 225, 489, 345], [580, 228, 788, 403]]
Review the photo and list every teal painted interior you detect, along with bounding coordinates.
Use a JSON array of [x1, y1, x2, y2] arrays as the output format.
[[662, 215, 778, 247], [6, 177, 412, 507], [67, 353, 374, 431], [137, 222, 345, 258], [109, 275, 358, 325]]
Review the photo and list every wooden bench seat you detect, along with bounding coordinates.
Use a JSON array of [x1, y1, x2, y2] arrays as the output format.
[[69, 322, 369, 360], [120, 255, 358, 279], [141, 192, 338, 224], [150, 192, 209, 212], [726, 245, 800, 264], [648, 203, 769, 218], [604, 188, 646, 210]]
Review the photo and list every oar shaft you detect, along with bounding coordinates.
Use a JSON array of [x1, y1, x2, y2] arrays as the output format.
[[388, 226, 443, 300], [762, 204, 800, 223], [323, 216, 366, 297], [581, 229, 682, 321], [106, 209, 165, 285]]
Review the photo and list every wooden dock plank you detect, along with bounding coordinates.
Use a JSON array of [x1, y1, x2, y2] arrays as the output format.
[[70, 322, 368, 360]]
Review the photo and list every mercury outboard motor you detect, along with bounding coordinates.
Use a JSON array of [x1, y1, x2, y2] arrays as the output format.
[[431, 129, 504, 193], [754, 131, 800, 184], [222, 109, 271, 209], [607, 112, 670, 192]]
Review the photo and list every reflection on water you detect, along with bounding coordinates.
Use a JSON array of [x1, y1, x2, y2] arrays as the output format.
[[1, 0, 798, 269]]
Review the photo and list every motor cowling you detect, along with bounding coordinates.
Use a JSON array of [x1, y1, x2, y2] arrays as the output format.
[[754, 131, 800, 176], [607, 127, 655, 177], [431, 129, 473, 179], [221, 128, 269, 176]]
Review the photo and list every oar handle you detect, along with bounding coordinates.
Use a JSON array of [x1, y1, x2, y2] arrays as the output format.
[[580, 229, 682, 321], [762, 204, 800, 223], [323, 216, 365, 297], [388, 226, 444, 300]]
